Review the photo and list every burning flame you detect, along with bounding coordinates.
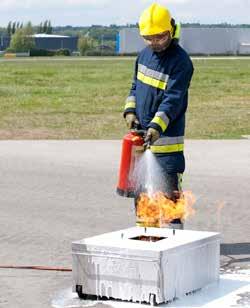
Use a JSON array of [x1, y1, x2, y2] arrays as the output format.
[[136, 191, 196, 227]]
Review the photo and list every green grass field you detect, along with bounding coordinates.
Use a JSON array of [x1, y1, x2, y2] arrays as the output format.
[[0, 57, 249, 139]]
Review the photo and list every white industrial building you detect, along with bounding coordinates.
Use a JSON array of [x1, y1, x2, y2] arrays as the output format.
[[117, 27, 250, 55]]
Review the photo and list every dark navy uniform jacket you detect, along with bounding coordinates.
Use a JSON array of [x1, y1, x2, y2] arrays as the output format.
[[124, 41, 193, 173]]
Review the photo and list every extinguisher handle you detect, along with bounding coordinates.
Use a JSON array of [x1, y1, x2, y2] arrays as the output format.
[[131, 121, 141, 130], [130, 122, 147, 139]]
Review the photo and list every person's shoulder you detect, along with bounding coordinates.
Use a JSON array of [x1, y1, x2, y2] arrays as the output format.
[[173, 44, 191, 62], [172, 43, 193, 70]]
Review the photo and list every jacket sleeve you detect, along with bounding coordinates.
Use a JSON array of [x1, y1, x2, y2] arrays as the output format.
[[123, 57, 138, 117], [149, 59, 194, 133]]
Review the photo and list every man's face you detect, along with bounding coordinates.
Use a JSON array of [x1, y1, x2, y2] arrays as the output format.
[[143, 31, 171, 53]]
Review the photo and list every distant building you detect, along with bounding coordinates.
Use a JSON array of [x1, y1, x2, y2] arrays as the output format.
[[0, 36, 11, 51], [32, 34, 78, 52], [0, 34, 78, 52], [99, 44, 113, 50], [117, 29, 144, 54], [117, 27, 250, 55]]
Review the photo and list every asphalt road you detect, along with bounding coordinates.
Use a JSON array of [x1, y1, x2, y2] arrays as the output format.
[[0, 140, 249, 308]]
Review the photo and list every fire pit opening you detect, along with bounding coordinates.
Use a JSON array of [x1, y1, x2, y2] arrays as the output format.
[[129, 235, 167, 242]]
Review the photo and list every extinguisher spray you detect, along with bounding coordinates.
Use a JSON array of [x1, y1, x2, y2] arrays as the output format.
[[116, 123, 149, 198]]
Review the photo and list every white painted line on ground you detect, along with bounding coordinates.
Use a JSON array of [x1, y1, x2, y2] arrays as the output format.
[[191, 57, 250, 60]]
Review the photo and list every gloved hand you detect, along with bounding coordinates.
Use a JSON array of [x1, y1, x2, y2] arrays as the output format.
[[125, 113, 139, 129], [145, 127, 160, 144]]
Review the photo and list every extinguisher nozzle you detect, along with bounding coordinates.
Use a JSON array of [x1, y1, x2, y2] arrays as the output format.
[[135, 146, 145, 153], [143, 140, 151, 150]]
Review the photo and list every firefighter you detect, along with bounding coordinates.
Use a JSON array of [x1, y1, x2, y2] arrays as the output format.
[[124, 3, 194, 229]]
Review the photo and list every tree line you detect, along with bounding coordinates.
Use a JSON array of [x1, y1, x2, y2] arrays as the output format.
[[3, 22, 250, 38], [1, 21, 250, 55], [7, 22, 35, 52], [5, 20, 53, 36]]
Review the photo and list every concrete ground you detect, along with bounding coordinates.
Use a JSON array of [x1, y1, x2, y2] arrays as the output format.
[[0, 140, 249, 308]]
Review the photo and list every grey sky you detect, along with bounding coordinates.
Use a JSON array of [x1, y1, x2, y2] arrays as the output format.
[[0, 0, 250, 27]]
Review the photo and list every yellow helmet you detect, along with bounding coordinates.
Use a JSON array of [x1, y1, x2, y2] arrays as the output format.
[[139, 3, 173, 36]]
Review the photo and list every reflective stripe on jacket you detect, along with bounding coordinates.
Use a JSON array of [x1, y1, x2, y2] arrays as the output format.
[[124, 42, 193, 158]]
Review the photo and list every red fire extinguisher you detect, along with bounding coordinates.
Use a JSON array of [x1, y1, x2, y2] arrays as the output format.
[[116, 128, 145, 198]]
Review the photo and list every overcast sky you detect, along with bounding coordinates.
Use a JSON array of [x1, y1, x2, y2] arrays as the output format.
[[0, 0, 250, 27]]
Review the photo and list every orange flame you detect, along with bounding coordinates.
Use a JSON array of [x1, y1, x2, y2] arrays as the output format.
[[136, 191, 196, 227]]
